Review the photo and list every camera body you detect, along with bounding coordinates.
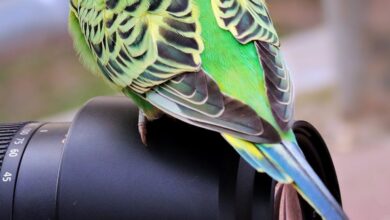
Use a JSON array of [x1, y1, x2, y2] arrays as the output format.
[[0, 97, 342, 220]]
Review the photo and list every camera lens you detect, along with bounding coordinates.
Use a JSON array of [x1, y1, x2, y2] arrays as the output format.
[[0, 97, 277, 220], [0, 97, 342, 220]]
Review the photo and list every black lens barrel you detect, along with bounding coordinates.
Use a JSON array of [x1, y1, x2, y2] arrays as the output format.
[[0, 97, 343, 220]]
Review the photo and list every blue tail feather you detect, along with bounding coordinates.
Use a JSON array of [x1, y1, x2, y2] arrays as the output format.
[[257, 141, 348, 220]]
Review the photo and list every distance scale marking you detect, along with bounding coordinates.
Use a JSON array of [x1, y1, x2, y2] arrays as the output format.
[[0, 123, 44, 220]]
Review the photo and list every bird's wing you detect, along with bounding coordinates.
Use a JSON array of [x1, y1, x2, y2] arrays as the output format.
[[142, 70, 281, 143], [73, 0, 204, 93], [212, 0, 294, 130]]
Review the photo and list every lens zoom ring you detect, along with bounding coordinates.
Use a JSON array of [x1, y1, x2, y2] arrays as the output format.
[[0, 123, 30, 171]]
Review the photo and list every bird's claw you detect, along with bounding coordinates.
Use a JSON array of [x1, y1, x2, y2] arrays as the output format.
[[138, 110, 148, 146]]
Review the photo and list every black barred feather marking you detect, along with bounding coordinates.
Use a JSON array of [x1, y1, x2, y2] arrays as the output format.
[[144, 70, 281, 143], [167, 0, 190, 14], [75, 0, 203, 92], [106, 0, 119, 9], [70, 0, 77, 12], [164, 18, 196, 32], [125, 1, 141, 12], [149, 0, 163, 11], [256, 41, 294, 130], [212, 0, 280, 46]]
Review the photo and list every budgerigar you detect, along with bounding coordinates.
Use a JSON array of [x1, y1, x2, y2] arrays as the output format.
[[69, 0, 348, 219]]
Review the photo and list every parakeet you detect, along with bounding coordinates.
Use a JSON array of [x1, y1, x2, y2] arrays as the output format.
[[69, 0, 348, 219]]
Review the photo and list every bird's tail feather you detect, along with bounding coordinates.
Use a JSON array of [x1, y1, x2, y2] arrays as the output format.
[[222, 134, 290, 183], [257, 141, 348, 220]]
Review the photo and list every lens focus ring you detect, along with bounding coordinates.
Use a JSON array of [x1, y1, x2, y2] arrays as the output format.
[[0, 122, 44, 220], [0, 123, 30, 171]]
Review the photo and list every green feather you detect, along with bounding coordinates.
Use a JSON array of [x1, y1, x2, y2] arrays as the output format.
[[196, 0, 294, 140], [69, 10, 120, 90]]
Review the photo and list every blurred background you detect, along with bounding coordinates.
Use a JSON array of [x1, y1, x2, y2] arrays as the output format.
[[0, 0, 389, 219]]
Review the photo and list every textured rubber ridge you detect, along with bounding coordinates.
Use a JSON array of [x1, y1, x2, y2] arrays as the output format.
[[0, 123, 30, 171]]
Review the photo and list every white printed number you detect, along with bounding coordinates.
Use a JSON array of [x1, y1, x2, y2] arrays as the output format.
[[14, 138, 25, 145], [20, 128, 32, 135], [2, 172, 12, 182], [8, 149, 19, 158]]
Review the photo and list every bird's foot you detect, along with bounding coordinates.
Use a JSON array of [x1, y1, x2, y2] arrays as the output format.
[[138, 110, 149, 146], [274, 183, 302, 220]]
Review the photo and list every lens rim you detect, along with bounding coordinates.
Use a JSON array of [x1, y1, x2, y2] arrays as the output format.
[[294, 120, 343, 219], [0, 123, 43, 220], [13, 123, 69, 220]]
